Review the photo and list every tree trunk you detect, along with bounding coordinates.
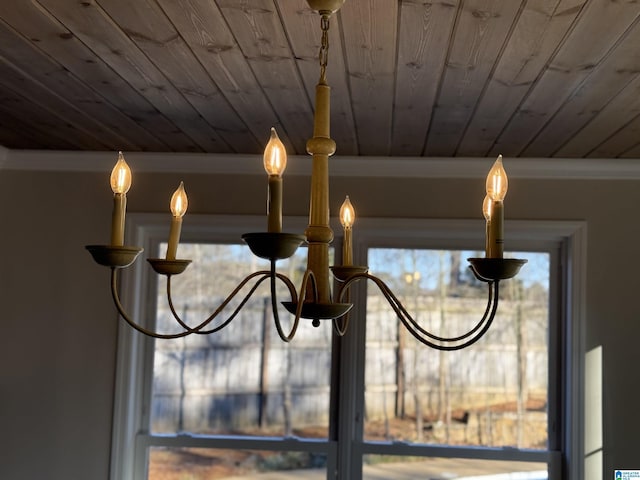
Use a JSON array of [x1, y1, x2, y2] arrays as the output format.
[[283, 342, 293, 436], [514, 281, 527, 447], [258, 297, 270, 429], [396, 323, 406, 419], [437, 252, 451, 441], [449, 250, 461, 293]]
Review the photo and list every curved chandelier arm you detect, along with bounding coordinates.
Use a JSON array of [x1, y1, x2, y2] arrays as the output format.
[[166, 270, 276, 335], [380, 278, 496, 344], [332, 306, 350, 337], [112, 265, 305, 339], [383, 279, 500, 351], [110, 268, 194, 339], [331, 277, 360, 337], [271, 262, 319, 343], [336, 272, 501, 350], [332, 271, 373, 337]]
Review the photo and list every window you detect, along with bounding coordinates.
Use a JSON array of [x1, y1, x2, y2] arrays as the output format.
[[111, 214, 585, 480], [151, 243, 331, 438], [364, 248, 550, 449], [358, 248, 551, 477]]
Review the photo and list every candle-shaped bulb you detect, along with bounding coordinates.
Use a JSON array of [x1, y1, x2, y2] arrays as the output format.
[[264, 127, 286, 232], [109, 151, 131, 246], [170, 181, 188, 218], [340, 195, 355, 228], [263, 127, 287, 176], [110, 151, 132, 194], [166, 182, 188, 260], [340, 196, 355, 266], [485, 155, 507, 258], [486, 154, 508, 201]]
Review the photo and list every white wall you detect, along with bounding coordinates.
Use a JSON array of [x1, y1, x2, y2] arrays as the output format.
[[0, 160, 637, 479]]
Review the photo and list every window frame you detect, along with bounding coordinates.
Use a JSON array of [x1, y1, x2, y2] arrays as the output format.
[[339, 217, 585, 479], [110, 213, 586, 480], [111, 214, 337, 480]]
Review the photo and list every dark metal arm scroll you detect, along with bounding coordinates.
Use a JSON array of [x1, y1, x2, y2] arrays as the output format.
[[334, 271, 501, 351]]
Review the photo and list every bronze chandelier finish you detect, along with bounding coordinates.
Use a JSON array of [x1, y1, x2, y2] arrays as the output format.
[[87, 0, 526, 351]]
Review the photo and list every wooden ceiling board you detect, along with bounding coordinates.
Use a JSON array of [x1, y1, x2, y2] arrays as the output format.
[[584, 90, 640, 159], [38, 0, 231, 152], [0, 107, 62, 150], [97, 0, 261, 153], [424, 0, 524, 157], [392, 0, 459, 157], [0, 111, 48, 150], [523, 16, 640, 157], [0, 4, 176, 151], [490, 0, 640, 157], [554, 72, 640, 159], [0, 57, 130, 150], [218, 0, 314, 154], [552, 31, 640, 160], [340, 0, 398, 156], [457, 0, 585, 157], [0, 89, 91, 150], [0, 0, 639, 159], [155, 0, 282, 152]]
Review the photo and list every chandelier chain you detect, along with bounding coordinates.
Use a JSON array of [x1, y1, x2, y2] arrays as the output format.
[[319, 13, 330, 82]]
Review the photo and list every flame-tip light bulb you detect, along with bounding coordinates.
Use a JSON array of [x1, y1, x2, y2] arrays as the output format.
[[264, 127, 287, 232], [166, 181, 188, 260], [109, 151, 132, 246], [340, 195, 355, 266], [485, 155, 508, 258]]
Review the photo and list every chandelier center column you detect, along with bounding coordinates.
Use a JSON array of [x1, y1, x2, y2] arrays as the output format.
[[305, 76, 336, 304], [305, 3, 337, 305]]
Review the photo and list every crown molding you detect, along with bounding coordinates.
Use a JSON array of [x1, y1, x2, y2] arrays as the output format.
[[2, 148, 639, 180]]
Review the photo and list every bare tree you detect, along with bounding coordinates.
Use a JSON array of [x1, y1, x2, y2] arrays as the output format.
[[436, 252, 452, 441], [283, 341, 293, 436], [406, 251, 424, 442], [513, 280, 527, 447], [449, 250, 461, 293], [395, 316, 406, 419], [259, 297, 270, 429]]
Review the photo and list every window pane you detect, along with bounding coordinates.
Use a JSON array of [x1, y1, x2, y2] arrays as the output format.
[[363, 455, 547, 479], [364, 249, 550, 449], [149, 447, 328, 479], [151, 243, 332, 438]]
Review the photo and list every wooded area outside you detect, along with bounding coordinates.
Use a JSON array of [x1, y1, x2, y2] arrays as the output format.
[[364, 248, 549, 449], [151, 243, 330, 437], [148, 243, 550, 478]]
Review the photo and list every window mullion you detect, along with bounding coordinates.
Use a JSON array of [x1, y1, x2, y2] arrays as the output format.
[[333, 236, 368, 480]]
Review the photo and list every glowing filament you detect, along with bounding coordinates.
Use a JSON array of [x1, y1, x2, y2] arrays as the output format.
[[110, 151, 132, 194], [486, 154, 508, 202], [170, 181, 188, 217], [263, 127, 287, 176], [340, 195, 355, 228]]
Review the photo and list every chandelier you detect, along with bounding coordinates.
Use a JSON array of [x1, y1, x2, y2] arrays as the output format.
[[86, 0, 525, 350]]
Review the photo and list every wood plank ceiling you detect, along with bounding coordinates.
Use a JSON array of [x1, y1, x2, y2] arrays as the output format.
[[0, 0, 639, 158]]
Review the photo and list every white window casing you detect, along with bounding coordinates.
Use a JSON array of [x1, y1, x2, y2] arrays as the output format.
[[110, 213, 586, 480]]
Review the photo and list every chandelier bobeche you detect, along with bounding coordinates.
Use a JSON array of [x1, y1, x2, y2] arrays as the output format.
[[86, 0, 526, 349]]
